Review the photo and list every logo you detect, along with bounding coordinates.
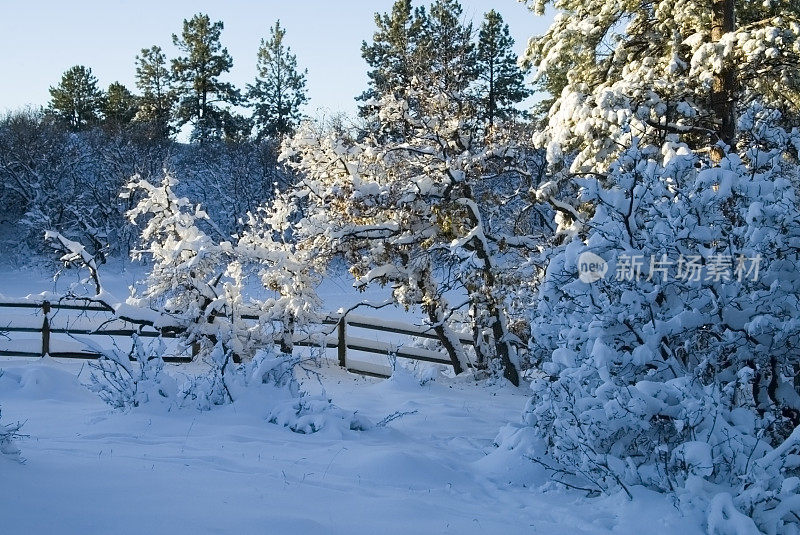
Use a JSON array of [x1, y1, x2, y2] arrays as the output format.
[[578, 251, 608, 283]]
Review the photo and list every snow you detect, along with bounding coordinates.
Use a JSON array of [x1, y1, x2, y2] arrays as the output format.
[[0, 265, 708, 534], [0, 356, 705, 535]]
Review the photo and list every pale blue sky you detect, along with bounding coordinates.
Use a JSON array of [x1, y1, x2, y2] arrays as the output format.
[[0, 1, 552, 117]]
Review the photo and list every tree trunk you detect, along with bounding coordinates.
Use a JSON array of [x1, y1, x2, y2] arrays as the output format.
[[416, 272, 468, 375], [488, 60, 495, 131], [458, 192, 520, 386], [471, 302, 489, 367], [711, 0, 736, 148]]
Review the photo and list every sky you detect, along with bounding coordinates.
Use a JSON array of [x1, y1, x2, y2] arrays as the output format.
[[0, 1, 552, 118]]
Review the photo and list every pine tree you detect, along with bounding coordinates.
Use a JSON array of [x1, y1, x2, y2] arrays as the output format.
[[219, 111, 252, 143], [102, 82, 138, 127], [522, 0, 800, 173], [476, 10, 530, 129], [170, 13, 240, 143], [358, 0, 478, 134], [134, 45, 175, 138], [359, 0, 428, 104], [418, 0, 476, 94], [48, 65, 104, 131], [247, 20, 308, 141]]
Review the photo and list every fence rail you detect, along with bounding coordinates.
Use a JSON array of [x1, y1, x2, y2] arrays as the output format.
[[0, 298, 470, 377]]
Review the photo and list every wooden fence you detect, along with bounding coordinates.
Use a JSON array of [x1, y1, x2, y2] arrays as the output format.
[[0, 299, 472, 377]]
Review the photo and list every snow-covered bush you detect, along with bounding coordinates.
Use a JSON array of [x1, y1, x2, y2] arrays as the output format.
[[182, 348, 372, 433], [46, 173, 328, 415], [87, 337, 369, 435], [0, 405, 23, 460], [266, 394, 372, 435], [122, 174, 257, 361], [179, 342, 236, 410], [508, 109, 800, 532], [244, 351, 371, 434], [122, 173, 322, 362], [512, 0, 800, 529], [237, 196, 323, 353], [87, 334, 178, 410]]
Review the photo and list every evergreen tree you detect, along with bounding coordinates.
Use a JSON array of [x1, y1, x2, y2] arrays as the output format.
[[170, 13, 240, 143], [522, 0, 800, 170], [358, 0, 428, 104], [476, 10, 530, 129], [134, 45, 175, 138], [102, 82, 138, 127], [48, 65, 104, 131], [247, 20, 308, 141], [219, 111, 253, 143], [359, 0, 479, 136], [418, 0, 476, 94]]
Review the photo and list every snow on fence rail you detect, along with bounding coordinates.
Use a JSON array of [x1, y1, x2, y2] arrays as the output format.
[[0, 299, 469, 377]]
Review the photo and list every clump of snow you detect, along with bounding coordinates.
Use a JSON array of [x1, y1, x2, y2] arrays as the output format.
[[0, 358, 96, 403], [706, 493, 761, 535], [235, 350, 374, 436], [383, 358, 445, 389], [267, 396, 373, 435]]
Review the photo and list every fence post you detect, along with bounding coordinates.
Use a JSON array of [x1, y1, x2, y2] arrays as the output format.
[[337, 314, 347, 368], [280, 313, 295, 355], [41, 301, 51, 357]]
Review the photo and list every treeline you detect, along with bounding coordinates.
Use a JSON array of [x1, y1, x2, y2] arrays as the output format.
[[46, 15, 307, 143], [358, 1, 529, 128], [0, 2, 530, 262], [37, 2, 529, 143], [0, 13, 309, 261], [0, 110, 284, 260]]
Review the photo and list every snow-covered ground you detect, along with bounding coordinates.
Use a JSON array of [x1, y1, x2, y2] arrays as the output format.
[[0, 357, 704, 535], [0, 263, 706, 534]]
